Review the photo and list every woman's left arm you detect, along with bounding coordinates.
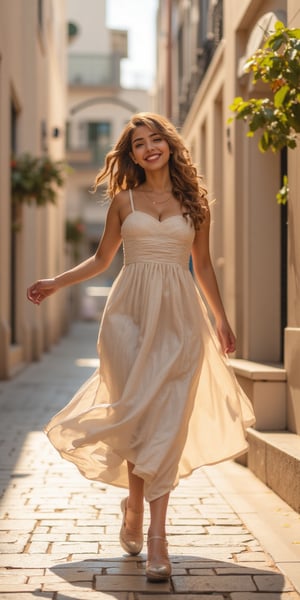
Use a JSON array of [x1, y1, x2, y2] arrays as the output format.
[[191, 209, 236, 354]]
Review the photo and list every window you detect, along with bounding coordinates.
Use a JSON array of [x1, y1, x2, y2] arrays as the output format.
[[88, 122, 111, 164]]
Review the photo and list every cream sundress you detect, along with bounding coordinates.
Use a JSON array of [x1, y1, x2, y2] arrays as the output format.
[[45, 189, 255, 501]]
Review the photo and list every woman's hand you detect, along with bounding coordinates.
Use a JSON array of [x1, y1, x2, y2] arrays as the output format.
[[216, 319, 236, 355], [27, 278, 58, 305]]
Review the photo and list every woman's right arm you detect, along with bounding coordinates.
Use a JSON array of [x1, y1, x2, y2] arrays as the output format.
[[27, 199, 122, 305]]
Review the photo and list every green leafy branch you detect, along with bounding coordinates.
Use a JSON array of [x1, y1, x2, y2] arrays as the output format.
[[229, 21, 300, 203], [11, 153, 67, 206]]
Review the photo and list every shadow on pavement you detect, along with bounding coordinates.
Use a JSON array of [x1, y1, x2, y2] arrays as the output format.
[[49, 555, 287, 598]]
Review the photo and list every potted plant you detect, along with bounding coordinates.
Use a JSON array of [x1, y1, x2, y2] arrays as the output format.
[[11, 153, 66, 206]]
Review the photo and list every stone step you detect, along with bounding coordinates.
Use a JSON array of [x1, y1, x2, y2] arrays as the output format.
[[246, 429, 300, 513], [230, 358, 287, 430]]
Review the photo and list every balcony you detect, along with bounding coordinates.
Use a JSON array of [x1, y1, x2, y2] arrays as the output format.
[[66, 142, 111, 170], [68, 54, 121, 88]]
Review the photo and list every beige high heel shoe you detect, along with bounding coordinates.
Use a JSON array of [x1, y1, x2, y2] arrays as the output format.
[[146, 535, 172, 581], [119, 497, 144, 555]]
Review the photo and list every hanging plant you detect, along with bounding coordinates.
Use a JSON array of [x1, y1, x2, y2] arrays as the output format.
[[229, 21, 300, 204], [11, 153, 67, 206]]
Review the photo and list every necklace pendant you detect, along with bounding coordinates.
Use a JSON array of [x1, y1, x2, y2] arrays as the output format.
[[144, 190, 172, 206]]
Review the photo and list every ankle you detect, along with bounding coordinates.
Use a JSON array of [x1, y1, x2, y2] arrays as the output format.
[[148, 528, 167, 539]]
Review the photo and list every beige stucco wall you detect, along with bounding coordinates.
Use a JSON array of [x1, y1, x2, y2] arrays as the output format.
[[181, 0, 285, 364], [0, 0, 67, 378]]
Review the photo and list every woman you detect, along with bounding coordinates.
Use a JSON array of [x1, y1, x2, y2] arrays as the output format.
[[27, 112, 255, 581]]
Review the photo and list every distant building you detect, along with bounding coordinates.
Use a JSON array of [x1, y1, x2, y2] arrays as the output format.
[[65, 0, 151, 319], [155, 0, 300, 511]]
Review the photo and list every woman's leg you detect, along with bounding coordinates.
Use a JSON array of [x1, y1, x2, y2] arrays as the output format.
[[146, 492, 171, 581], [127, 461, 144, 513], [148, 492, 169, 537], [119, 461, 144, 555]]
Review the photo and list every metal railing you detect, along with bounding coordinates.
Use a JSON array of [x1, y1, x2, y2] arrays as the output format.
[[179, 0, 223, 124], [66, 142, 111, 169]]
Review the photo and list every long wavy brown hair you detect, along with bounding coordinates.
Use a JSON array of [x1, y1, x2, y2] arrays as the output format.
[[93, 112, 208, 228]]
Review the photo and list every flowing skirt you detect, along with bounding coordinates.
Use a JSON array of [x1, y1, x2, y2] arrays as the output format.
[[45, 262, 255, 501]]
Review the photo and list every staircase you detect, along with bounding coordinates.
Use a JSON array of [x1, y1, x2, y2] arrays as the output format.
[[230, 359, 300, 513]]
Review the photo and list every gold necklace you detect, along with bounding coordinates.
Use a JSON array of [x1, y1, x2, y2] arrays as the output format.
[[143, 190, 173, 205]]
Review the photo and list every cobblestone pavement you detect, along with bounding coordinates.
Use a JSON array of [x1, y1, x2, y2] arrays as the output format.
[[0, 322, 300, 600]]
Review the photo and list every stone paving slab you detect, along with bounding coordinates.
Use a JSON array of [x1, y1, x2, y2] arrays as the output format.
[[0, 322, 299, 599]]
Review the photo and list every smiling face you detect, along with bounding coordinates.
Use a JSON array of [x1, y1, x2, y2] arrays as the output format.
[[130, 125, 171, 171]]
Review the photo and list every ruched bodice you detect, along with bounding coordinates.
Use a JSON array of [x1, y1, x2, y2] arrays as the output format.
[[122, 211, 193, 268], [45, 194, 255, 502]]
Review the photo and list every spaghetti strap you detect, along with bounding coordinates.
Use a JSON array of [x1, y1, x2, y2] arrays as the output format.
[[128, 189, 135, 212]]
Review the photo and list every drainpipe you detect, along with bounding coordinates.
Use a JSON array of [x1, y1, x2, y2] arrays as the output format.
[[166, 0, 172, 119]]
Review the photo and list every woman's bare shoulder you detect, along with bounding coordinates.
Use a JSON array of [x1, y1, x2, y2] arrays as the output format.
[[110, 190, 132, 223], [112, 190, 130, 209]]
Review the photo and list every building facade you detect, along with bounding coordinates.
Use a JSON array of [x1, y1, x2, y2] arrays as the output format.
[[155, 0, 300, 510], [0, 0, 67, 378]]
